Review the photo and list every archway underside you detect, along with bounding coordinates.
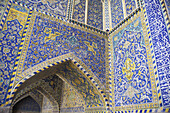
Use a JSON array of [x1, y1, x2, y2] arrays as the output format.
[[10, 60, 106, 113]]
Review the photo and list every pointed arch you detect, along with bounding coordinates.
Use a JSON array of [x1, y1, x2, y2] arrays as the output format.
[[5, 53, 107, 110]]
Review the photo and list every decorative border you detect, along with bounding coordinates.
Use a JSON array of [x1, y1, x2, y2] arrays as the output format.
[[104, 0, 110, 30], [142, 0, 170, 112], [108, 7, 143, 113], [12, 0, 107, 36], [0, 0, 13, 31], [142, 0, 169, 112], [13, 9, 108, 93], [160, 0, 170, 35], [1, 4, 108, 109], [108, 2, 170, 112], [4, 8, 33, 107], [4, 53, 108, 110]]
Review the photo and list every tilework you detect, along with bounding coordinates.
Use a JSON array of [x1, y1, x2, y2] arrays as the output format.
[[15, 0, 69, 18], [55, 61, 104, 108], [10, 61, 105, 111], [9, 58, 105, 109], [41, 75, 63, 108], [5, 52, 107, 109], [19, 13, 106, 86], [0, 0, 170, 112], [161, 0, 170, 35], [0, 0, 13, 31], [87, 0, 103, 30], [104, 0, 110, 30], [72, 0, 85, 23], [165, 0, 170, 16], [0, 4, 29, 105], [144, 0, 170, 108], [125, 0, 136, 15], [111, 0, 124, 28], [110, 11, 159, 111], [0, 0, 9, 21], [61, 82, 85, 113]]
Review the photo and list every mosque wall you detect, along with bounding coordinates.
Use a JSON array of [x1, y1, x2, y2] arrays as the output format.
[[0, 4, 30, 104], [108, 0, 170, 112], [109, 10, 160, 112], [0, 0, 169, 113], [87, 0, 103, 29], [0, 1, 107, 108], [111, 0, 124, 28], [72, 0, 86, 23], [14, 0, 69, 18], [144, 0, 170, 108]]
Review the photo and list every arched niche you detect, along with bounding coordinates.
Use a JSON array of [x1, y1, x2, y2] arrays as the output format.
[[8, 60, 106, 112], [12, 96, 41, 113]]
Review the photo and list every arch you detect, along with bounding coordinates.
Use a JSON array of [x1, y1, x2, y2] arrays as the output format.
[[5, 54, 107, 110], [10, 93, 42, 113], [12, 96, 41, 113], [11, 91, 43, 110], [10, 87, 60, 113]]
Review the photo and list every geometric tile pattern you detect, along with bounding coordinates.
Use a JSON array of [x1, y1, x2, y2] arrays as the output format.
[[61, 82, 85, 112], [87, 0, 103, 30], [111, 0, 124, 28], [72, 0, 86, 23], [144, 0, 170, 108]]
